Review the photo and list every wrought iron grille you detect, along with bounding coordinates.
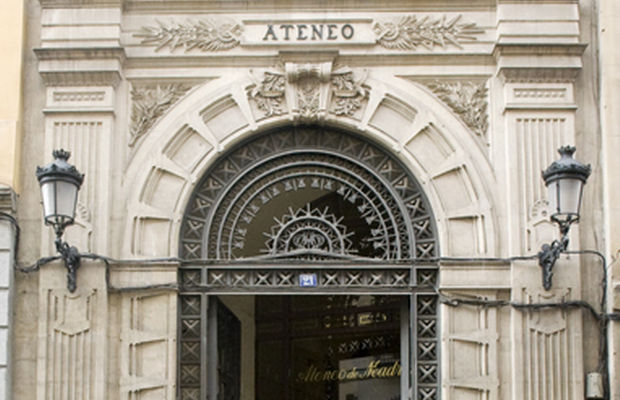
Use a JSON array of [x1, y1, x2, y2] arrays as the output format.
[[178, 126, 439, 400]]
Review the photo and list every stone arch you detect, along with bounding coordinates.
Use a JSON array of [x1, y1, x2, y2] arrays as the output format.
[[122, 72, 499, 258]]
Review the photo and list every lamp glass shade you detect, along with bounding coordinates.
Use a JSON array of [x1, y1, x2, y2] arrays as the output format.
[[40, 179, 79, 226], [547, 177, 584, 222]]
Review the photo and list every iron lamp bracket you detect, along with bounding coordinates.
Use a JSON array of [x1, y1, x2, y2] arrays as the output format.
[[538, 220, 571, 291], [55, 237, 81, 293]]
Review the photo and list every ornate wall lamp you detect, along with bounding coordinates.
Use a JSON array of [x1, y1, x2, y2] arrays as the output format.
[[36, 149, 84, 292], [539, 146, 591, 290]]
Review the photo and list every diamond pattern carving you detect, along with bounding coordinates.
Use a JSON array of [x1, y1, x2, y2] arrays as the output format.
[[181, 388, 200, 400], [181, 342, 201, 363]]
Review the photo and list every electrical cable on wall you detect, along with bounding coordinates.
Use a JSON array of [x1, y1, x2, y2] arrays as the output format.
[[4, 213, 619, 398]]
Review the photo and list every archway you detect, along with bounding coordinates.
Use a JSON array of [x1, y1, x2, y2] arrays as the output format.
[[179, 125, 437, 261], [178, 126, 440, 400]]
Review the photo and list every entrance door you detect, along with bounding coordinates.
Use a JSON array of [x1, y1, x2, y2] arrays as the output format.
[[255, 295, 404, 400], [208, 298, 241, 400]]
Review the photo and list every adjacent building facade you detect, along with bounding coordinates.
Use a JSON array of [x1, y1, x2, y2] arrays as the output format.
[[2, 0, 620, 399]]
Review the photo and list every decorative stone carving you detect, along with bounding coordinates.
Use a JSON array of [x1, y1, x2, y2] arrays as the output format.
[[331, 68, 368, 116], [523, 289, 574, 399], [248, 62, 368, 121], [130, 83, 192, 146], [135, 19, 243, 52], [248, 69, 286, 117], [373, 15, 483, 50], [296, 78, 321, 120], [425, 81, 488, 138], [286, 62, 332, 121]]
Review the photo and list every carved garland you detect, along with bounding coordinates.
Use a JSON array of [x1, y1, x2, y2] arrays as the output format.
[[129, 83, 192, 146]]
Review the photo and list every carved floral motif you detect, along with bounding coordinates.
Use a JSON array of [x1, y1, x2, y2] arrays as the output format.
[[374, 15, 483, 50], [248, 70, 287, 117], [248, 63, 368, 120], [296, 78, 321, 120], [425, 81, 488, 138], [130, 83, 192, 146], [135, 19, 243, 52], [331, 69, 368, 116]]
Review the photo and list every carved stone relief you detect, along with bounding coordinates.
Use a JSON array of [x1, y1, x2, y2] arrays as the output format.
[[523, 289, 574, 400], [248, 62, 368, 122], [247, 69, 286, 117], [373, 15, 483, 50], [424, 80, 488, 139], [135, 19, 243, 52], [37, 288, 105, 400], [129, 83, 192, 146], [331, 68, 368, 116]]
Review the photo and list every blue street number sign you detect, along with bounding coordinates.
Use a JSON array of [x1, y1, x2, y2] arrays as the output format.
[[299, 273, 318, 287]]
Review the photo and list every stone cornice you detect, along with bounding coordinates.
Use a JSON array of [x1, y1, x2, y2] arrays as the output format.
[[121, 0, 497, 12], [35, 47, 126, 87], [494, 43, 587, 83], [498, 68, 582, 83], [39, 0, 121, 7], [493, 43, 588, 58], [34, 47, 126, 62], [0, 186, 17, 213]]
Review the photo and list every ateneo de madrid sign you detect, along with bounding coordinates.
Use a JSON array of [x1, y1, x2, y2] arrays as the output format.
[[261, 23, 355, 41], [135, 15, 483, 51]]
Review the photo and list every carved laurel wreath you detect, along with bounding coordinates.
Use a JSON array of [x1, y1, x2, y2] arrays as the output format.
[[374, 15, 483, 50], [135, 19, 243, 52], [135, 15, 482, 53]]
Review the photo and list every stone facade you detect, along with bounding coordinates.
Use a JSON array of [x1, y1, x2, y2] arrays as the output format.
[[3, 0, 618, 399]]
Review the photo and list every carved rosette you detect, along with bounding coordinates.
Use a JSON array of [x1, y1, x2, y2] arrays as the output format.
[[374, 15, 483, 50], [248, 63, 368, 122], [129, 83, 192, 146], [135, 19, 243, 52], [424, 80, 488, 138]]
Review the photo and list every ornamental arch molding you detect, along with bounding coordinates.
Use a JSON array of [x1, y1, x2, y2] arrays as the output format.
[[122, 73, 499, 259]]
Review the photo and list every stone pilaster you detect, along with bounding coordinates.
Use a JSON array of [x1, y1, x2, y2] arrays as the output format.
[[0, 186, 16, 398]]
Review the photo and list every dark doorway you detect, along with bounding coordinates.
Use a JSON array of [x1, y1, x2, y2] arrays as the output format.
[[255, 295, 403, 400]]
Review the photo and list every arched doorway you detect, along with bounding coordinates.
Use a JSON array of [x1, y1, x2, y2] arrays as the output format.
[[178, 126, 440, 400]]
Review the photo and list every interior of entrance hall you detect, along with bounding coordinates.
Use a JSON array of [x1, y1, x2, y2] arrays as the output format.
[[210, 295, 405, 400]]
